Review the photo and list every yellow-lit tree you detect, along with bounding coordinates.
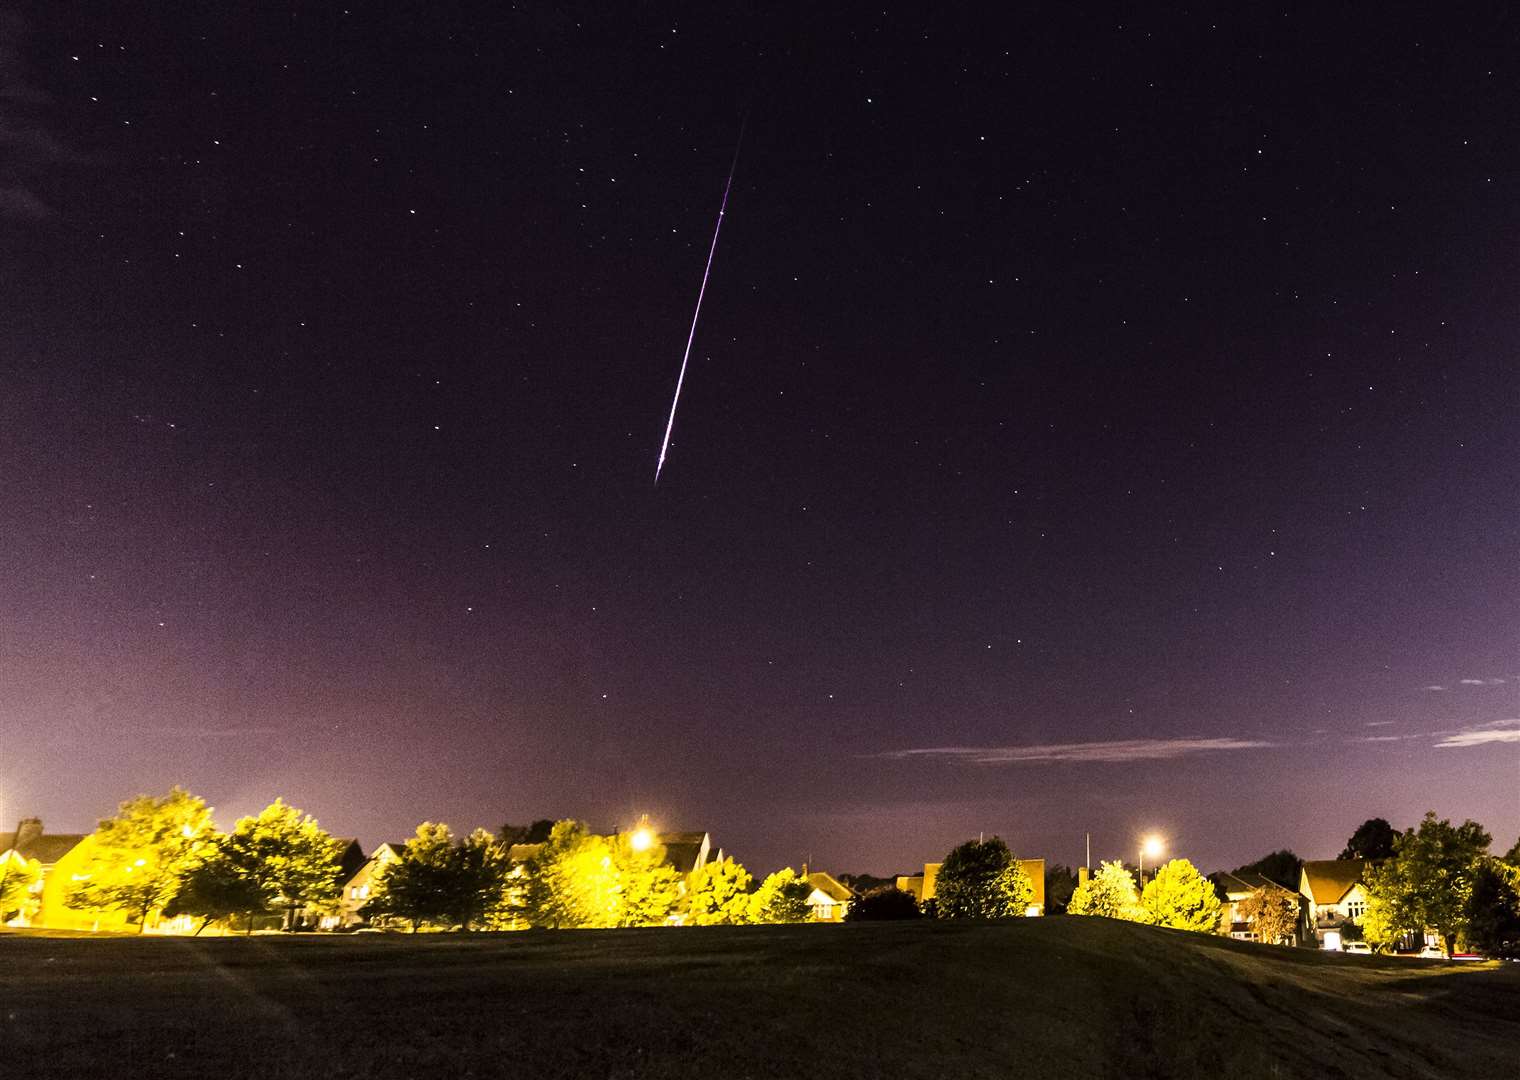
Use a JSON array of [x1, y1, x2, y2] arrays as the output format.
[[1139, 858, 1223, 933], [70, 787, 216, 932], [1066, 860, 1142, 920], [0, 855, 42, 924], [747, 869, 812, 923], [226, 799, 344, 929], [934, 837, 1034, 919], [684, 857, 754, 925], [523, 820, 684, 928]]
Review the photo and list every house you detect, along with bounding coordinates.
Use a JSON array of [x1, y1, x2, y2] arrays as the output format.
[[1216, 871, 1298, 943], [331, 841, 407, 927], [804, 871, 855, 922], [0, 818, 139, 931], [651, 832, 713, 875], [0, 818, 89, 927], [896, 858, 1047, 916], [1298, 859, 1370, 949]]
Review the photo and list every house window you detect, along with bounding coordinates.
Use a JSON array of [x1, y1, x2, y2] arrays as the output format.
[[1347, 901, 1365, 919]]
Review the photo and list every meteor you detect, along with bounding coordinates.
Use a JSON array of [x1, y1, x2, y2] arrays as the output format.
[[654, 119, 745, 486]]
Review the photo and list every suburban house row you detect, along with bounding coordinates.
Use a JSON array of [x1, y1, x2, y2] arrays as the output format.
[[0, 818, 859, 933], [1, 817, 1420, 945]]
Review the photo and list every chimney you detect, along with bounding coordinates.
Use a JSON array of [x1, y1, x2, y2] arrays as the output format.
[[15, 818, 43, 852]]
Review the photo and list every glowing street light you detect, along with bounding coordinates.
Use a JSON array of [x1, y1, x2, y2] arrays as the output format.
[[1138, 834, 1165, 889], [629, 816, 654, 852]]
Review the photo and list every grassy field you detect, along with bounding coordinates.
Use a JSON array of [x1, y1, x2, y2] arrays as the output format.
[[5, 918, 1518, 1079]]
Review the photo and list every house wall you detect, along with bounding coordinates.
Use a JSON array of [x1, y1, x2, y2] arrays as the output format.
[[35, 838, 135, 932]]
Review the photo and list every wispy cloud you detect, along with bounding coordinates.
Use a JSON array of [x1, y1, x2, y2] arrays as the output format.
[[1423, 685, 1447, 692], [1364, 720, 1396, 727], [1456, 677, 1507, 686], [1433, 719, 1520, 749], [0, 10, 73, 221], [1347, 732, 1425, 744], [876, 736, 1274, 765]]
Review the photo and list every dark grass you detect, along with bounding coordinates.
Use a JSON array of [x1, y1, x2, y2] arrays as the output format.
[[4, 918, 1518, 1079]]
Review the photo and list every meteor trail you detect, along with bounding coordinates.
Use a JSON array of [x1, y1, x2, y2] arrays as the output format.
[[654, 119, 745, 486]]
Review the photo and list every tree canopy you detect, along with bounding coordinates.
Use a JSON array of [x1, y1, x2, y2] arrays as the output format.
[[844, 887, 921, 921], [1466, 859, 1520, 959], [934, 837, 1034, 919], [747, 869, 812, 923], [365, 822, 514, 930], [1229, 850, 1302, 889], [230, 799, 344, 926], [683, 857, 754, 925], [69, 787, 216, 931], [1364, 811, 1491, 955], [0, 856, 42, 924], [1139, 858, 1223, 933], [1066, 860, 1142, 920], [1339, 818, 1397, 861], [521, 820, 683, 928], [1043, 863, 1079, 915], [1235, 885, 1299, 944]]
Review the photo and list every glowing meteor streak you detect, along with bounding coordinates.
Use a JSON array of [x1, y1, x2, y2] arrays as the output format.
[[655, 121, 744, 485]]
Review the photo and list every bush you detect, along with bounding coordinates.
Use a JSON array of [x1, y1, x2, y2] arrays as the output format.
[[844, 887, 920, 921]]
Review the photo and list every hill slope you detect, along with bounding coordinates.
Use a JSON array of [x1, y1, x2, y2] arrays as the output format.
[[5, 918, 1518, 1078]]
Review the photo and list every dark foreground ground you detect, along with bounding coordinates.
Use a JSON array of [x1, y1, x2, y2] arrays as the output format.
[[5, 918, 1518, 1079]]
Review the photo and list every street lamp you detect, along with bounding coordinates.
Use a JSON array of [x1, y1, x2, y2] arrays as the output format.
[[629, 815, 654, 852], [1138, 835, 1164, 890]]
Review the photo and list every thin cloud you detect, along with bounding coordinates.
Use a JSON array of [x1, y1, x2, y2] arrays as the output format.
[[1433, 720, 1520, 749], [1423, 685, 1447, 692], [876, 736, 1274, 765], [1364, 720, 1396, 727], [1457, 678, 1506, 686]]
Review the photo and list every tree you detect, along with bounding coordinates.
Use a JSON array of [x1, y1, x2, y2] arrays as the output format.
[[934, 838, 1034, 919], [1229, 850, 1302, 889], [232, 799, 344, 928], [1339, 818, 1397, 861], [1504, 836, 1520, 868], [1364, 811, 1491, 956], [844, 887, 921, 920], [163, 844, 267, 934], [0, 856, 41, 924], [1139, 858, 1223, 933], [1466, 860, 1520, 959], [614, 834, 684, 927], [1236, 885, 1299, 944], [1360, 886, 1412, 953], [684, 857, 754, 925], [522, 820, 682, 929], [366, 823, 514, 931], [748, 869, 813, 923], [1066, 861, 1142, 920], [69, 787, 216, 931], [443, 829, 514, 930], [1043, 863, 1079, 915]]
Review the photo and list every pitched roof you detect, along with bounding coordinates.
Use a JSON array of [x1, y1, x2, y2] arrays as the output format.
[[0, 829, 87, 866], [506, 843, 542, 863], [1221, 870, 1294, 896], [655, 832, 709, 875], [1300, 859, 1368, 905], [806, 871, 855, 903]]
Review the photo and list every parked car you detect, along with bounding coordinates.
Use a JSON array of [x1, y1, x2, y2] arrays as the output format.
[[1417, 944, 1445, 959], [1344, 941, 1372, 955]]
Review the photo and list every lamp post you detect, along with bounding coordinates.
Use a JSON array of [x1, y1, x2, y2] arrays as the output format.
[[1138, 835, 1164, 892]]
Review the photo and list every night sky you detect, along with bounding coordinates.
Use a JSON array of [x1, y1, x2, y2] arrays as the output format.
[[3, 5, 1516, 877]]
